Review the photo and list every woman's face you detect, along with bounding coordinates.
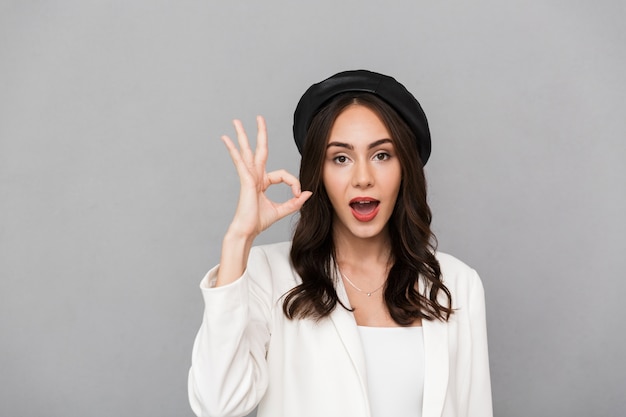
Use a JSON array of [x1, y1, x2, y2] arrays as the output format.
[[323, 104, 402, 242]]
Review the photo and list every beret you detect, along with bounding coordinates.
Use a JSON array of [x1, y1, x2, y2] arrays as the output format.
[[293, 69, 431, 166]]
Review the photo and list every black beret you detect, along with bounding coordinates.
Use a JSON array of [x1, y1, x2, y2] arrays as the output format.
[[293, 69, 431, 166]]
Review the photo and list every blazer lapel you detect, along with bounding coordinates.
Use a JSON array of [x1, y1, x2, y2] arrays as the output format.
[[422, 312, 450, 417], [329, 271, 449, 417], [329, 277, 369, 395]]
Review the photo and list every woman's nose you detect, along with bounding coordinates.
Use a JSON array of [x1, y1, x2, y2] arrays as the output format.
[[351, 161, 374, 188]]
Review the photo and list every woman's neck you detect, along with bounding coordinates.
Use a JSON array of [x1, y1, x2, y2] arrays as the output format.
[[332, 229, 392, 267]]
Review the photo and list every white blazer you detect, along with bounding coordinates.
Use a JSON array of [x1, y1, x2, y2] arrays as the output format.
[[188, 242, 492, 417]]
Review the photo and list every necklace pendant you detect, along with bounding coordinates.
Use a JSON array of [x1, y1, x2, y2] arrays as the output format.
[[367, 292, 371, 297]]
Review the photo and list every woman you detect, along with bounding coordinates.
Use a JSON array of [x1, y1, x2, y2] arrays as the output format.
[[188, 70, 492, 417]]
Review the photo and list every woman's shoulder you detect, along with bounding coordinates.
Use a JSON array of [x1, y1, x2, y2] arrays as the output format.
[[250, 241, 292, 262], [434, 251, 483, 292], [247, 241, 298, 292], [435, 251, 475, 273]]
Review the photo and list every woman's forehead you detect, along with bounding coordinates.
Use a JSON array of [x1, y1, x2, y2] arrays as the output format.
[[327, 105, 392, 147]]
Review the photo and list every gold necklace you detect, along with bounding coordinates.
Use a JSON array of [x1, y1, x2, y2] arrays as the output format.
[[340, 270, 385, 297]]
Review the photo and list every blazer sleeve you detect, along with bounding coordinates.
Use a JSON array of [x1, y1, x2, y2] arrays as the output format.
[[188, 247, 273, 417], [467, 270, 493, 417]]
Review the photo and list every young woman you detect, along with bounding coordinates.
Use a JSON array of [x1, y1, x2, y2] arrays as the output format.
[[188, 70, 492, 417]]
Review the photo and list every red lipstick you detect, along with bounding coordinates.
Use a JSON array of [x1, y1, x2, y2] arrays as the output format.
[[349, 197, 380, 222]]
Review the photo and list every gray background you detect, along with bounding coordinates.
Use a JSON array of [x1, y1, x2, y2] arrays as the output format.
[[1, 1, 625, 416]]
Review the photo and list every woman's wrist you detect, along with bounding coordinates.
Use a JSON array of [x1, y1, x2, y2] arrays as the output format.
[[216, 231, 256, 286], [223, 225, 257, 244]]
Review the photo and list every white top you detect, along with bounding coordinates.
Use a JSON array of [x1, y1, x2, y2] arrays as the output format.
[[358, 326, 425, 417]]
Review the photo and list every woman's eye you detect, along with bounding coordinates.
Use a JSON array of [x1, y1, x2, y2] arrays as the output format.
[[333, 155, 348, 164], [374, 152, 390, 161]]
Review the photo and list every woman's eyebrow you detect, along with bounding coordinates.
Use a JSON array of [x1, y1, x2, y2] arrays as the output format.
[[326, 138, 392, 150], [326, 141, 353, 150], [367, 138, 392, 149]]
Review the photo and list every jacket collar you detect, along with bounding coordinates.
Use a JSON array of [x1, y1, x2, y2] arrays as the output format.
[[422, 316, 450, 417], [329, 275, 450, 417], [330, 276, 369, 404]]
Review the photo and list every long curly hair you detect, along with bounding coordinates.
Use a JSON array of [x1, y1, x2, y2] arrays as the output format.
[[283, 92, 453, 325]]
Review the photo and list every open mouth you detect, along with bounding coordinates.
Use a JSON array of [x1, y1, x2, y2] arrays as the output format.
[[350, 200, 379, 213], [349, 198, 380, 222]]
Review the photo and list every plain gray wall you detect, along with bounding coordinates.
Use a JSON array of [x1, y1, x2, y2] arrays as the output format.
[[1, 1, 625, 416]]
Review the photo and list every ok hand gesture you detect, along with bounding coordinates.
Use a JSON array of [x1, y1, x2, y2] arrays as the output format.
[[216, 116, 312, 285], [221, 116, 312, 241]]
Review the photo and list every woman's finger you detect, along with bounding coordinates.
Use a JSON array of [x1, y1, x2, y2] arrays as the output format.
[[233, 119, 254, 164], [266, 169, 303, 196], [273, 191, 313, 220], [220, 134, 243, 166], [254, 115, 268, 172], [221, 135, 255, 186]]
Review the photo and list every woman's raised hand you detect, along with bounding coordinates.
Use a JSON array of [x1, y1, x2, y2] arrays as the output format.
[[221, 115, 312, 240], [222, 116, 311, 238], [216, 116, 311, 286]]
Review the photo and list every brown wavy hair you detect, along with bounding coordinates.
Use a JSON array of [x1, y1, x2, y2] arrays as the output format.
[[283, 92, 453, 325]]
